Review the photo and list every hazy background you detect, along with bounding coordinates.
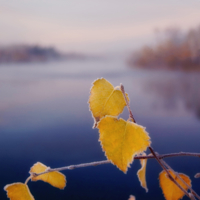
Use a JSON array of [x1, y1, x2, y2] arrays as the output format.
[[0, 1, 200, 200], [1, 0, 200, 55]]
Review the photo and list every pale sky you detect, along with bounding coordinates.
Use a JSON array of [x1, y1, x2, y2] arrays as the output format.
[[0, 0, 200, 54]]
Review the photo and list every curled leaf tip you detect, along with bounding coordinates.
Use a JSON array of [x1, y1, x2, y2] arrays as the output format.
[[137, 153, 148, 192]]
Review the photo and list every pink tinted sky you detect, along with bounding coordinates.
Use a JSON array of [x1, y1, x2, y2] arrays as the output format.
[[0, 0, 200, 54]]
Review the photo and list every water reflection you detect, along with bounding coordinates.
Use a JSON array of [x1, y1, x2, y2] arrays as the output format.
[[0, 60, 200, 200], [143, 72, 200, 120]]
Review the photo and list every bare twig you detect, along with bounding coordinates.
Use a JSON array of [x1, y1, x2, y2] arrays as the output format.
[[31, 152, 200, 177], [158, 152, 200, 159], [126, 152, 200, 160], [31, 160, 111, 177], [136, 152, 200, 160]]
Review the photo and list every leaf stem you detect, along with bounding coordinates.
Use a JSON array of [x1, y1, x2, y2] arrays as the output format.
[[120, 84, 136, 123], [25, 176, 32, 185]]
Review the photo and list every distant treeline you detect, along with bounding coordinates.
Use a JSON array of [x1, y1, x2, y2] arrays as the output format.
[[0, 45, 62, 63], [0, 45, 92, 64], [128, 25, 200, 71]]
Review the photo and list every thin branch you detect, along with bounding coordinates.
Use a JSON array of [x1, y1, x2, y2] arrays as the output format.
[[158, 152, 200, 159], [149, 147, 190, 199], [31, 152, 200, 177], [137, 152, 200, 160], [31, 160, 111, 177]]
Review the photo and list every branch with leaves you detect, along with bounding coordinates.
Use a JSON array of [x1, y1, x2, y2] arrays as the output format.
[[4, 78, 200, 200]]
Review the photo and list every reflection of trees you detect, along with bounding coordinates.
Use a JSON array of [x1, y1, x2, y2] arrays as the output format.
[[144, 73, 200, 119]]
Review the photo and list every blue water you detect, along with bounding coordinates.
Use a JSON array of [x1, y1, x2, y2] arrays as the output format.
[[0, 59, 200, 200]]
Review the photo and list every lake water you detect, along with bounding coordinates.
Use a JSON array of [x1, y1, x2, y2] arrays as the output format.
[[0, 59, 200, 200]]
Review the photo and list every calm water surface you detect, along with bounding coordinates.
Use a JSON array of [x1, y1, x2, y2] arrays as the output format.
[[0, 59, 200, 200]]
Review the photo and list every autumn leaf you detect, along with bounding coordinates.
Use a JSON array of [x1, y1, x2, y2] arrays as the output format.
[[29, 162, 66, 189], [128, 195, 136, 200], [137, 153, 148, 192], [4, 183, 34, 200], [98, 116, 151, 173], [159, 170, 191, 200], [89, 78, 129, 128]]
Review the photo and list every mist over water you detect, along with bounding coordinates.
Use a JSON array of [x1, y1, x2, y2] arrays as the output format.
[[0, 59, 200, 200]]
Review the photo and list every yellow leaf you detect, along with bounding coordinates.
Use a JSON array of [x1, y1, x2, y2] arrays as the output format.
[[29, 162, 66, 189], [98, 116, 151, 173], [89, 78, 129, 127], [4, 182, 34, 200], [159, 170, 192, 200], [128, 195, 136, 200], [137, 153, 148, 192]]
